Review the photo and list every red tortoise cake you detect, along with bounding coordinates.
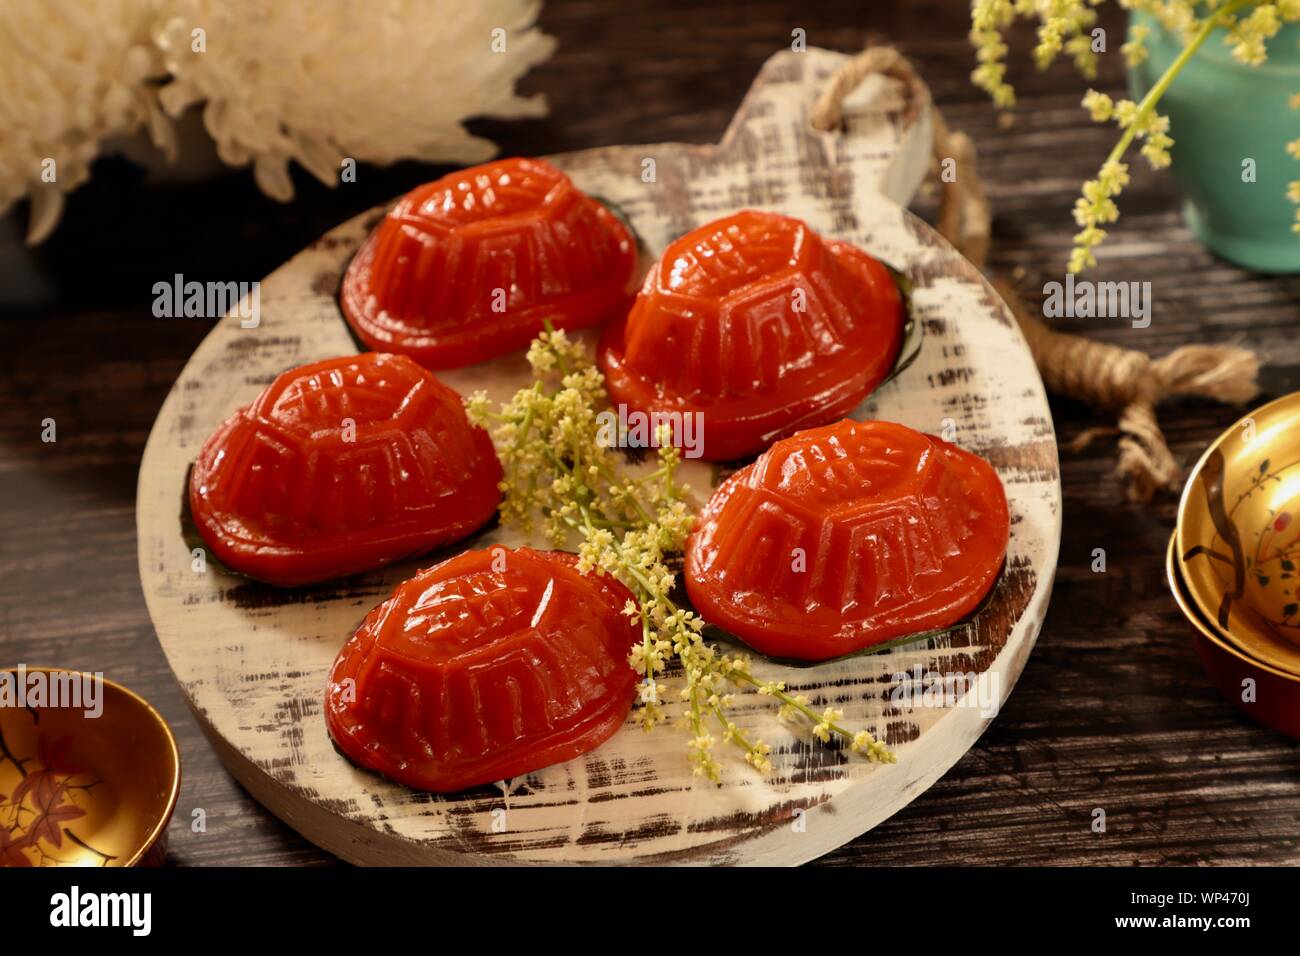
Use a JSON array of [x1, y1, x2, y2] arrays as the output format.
[[325, 547, 641, 791], [188, 352, 501, 586], [598, 210, 905, 461], [341, 157, 638, 369], [685, 418, 1009, 661]]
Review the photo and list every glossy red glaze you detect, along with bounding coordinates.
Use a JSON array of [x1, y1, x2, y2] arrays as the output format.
[[341, 157, 638, 369], [685, 419, 1009, 661], [188, 352, 501, 586], [598, 210, 904, 461], [325, 548, 640, 792]]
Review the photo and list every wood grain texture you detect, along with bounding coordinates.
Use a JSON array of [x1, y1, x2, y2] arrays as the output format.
[[4, 0, 1300, 866], [134, 47, 1059, 865]]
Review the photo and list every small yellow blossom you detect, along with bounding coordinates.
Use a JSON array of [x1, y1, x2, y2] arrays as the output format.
[[744, 742, 774, 775], [851, 730, 897, 764], [464, 389, 493, 425], [1226, 3, 1281, 67], [1122, 24, 1150, 66], [1082, 89, 1114, 122]]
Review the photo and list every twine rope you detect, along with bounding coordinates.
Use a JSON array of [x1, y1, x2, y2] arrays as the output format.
[[812, 45, 1260, 502]]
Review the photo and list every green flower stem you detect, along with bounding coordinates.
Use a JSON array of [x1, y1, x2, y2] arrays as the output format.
[[709, 700, 762, 758], [730, 670, 850, 741], [1103, 0, 1251, 171]]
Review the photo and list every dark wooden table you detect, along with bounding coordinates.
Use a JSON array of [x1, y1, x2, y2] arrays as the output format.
[[3, 0, 1298, 866]]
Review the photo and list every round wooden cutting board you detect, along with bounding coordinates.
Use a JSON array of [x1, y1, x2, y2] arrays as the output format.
[[137, 48, 1061, 865]]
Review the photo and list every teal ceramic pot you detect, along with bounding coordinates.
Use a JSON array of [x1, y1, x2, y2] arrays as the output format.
[[1128, 12, 1300, 272]]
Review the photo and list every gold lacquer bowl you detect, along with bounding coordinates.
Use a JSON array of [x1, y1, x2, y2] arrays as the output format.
[[0, 667, 180, 867], [1175, 393, 1300, 677], [1167, 534, 1300, 741]]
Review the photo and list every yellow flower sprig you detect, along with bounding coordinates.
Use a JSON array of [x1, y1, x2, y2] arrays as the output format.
[[1290, 93, 1300, 232], [970, 0, 1019, 107], [971, 0, 1300, 270], [468, 327, 895, 781]]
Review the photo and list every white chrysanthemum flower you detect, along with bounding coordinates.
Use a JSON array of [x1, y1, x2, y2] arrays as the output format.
[[152, 0, 556, 201], [0, 0, 172, 243]]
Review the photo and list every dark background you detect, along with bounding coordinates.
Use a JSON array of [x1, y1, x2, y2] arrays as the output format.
[[3, 0, 1298, 865]]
